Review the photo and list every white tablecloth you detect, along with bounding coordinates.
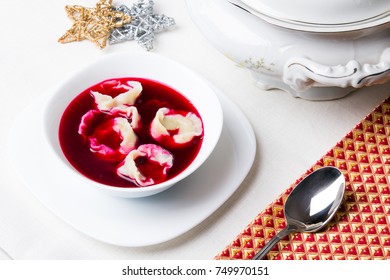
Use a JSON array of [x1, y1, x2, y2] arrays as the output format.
[[0, 0, 389, 260]]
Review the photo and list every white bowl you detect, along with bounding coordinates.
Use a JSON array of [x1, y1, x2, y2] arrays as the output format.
[[43, 52, 223, 198]]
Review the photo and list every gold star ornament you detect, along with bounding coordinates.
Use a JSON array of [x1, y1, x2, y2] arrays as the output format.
[[58, 0, 131, 49]]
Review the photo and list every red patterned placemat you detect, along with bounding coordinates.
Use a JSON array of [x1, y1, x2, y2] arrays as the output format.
[[215, 97, 390, 260]]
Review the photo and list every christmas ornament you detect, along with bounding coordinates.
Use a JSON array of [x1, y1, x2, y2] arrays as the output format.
[[58, 0, 131, 49], [109, 0, 175, 51]]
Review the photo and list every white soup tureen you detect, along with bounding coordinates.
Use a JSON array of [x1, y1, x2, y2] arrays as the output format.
[[186, 0, 390, 100]]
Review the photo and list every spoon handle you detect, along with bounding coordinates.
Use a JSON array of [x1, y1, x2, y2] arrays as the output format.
[[252, 226, 296, 260]]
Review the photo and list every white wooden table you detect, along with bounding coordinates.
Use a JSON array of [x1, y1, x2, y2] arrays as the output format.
[[0, 0, 389, 259]]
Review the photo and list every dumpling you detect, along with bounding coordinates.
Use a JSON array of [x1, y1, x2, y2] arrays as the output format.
[[150, 107, 203, 148], [79, 110, 138, 161], [90, 81, 142, 129], [117, 144, 174, 187]]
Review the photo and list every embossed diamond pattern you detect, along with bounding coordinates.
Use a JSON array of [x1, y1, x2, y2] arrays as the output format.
[[215, 98, 390, 260]]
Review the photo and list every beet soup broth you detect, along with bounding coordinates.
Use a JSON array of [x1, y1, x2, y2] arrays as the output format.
[[58, 77, 204, 188]]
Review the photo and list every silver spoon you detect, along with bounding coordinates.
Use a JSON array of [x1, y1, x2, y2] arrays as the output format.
[[253, 166, 345, 260]]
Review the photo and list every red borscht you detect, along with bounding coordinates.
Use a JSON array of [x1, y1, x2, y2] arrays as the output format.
[[58, 78, 204, 188]]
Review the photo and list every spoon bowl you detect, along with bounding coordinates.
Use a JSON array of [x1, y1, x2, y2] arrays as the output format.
[[253, 166, 345, 260]]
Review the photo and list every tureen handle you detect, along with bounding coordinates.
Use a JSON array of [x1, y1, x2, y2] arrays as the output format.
[[283, 48, 390, 92]]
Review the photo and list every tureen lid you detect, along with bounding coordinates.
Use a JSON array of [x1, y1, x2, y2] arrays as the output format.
[[239, 0, 390, 32]]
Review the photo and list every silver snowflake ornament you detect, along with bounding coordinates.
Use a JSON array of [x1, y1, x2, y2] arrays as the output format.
[[109, 0, 175, 51]]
